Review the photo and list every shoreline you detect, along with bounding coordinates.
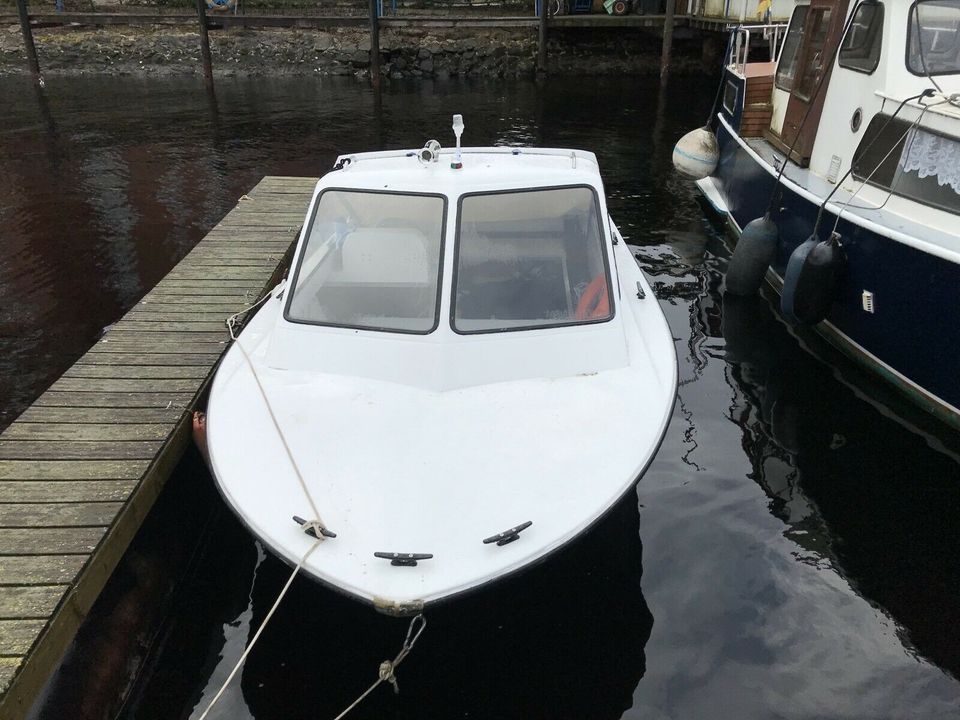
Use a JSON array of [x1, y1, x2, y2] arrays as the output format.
[[0, 24, 707, 78]]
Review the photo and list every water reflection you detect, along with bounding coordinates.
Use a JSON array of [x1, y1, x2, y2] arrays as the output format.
[[6, 72, 960, 718], [116, 494, 652, 720], [721, 290, 960, 677], [632, 225, 960, 718]]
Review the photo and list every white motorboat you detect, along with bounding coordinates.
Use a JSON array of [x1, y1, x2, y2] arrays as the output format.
[[205, 119, 677, 615]]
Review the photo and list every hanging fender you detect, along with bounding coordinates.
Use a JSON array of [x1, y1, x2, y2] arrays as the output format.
[[725, 215, 779, 296], [672, 126, 720, 180], [781, 233, 846, 325]]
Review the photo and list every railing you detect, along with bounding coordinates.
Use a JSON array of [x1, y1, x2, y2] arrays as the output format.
[[727, 21, 787, 75]]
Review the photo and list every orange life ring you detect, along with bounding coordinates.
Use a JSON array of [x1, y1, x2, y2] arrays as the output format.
[[575, 274, 610, 320]]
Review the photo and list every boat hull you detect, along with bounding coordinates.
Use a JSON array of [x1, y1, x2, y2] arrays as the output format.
[[205, 229, 677, 613], [698, 123, 960, 430]]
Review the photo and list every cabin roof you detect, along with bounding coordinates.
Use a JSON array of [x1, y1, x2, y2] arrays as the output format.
[[325, 147, 603, 194]]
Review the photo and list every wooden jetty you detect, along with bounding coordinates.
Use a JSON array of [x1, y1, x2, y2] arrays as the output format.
[[0, 175, 316, 720]]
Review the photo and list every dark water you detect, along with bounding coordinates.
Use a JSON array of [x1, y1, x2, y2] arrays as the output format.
[[4, 74, 960, 719]]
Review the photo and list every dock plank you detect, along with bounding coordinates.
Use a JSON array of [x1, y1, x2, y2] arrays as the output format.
[[100, 332, 228, 344], [14, 407, 184, 424], [0, 528, 106, 555], [33, 392, 195, 409], [86, 344, 228, 356], [51, 378, 203, 393], [130, 299, 250, 310], [0, 481, 137, 503], [0, 175, 313, 720], [0, 441, 162, 461], [64, 365, 210, 380], [108, 321, 229, 332], [0, 621, 46, 655], [0, 504, 124, 528], [0, 460, 147, 481], [1, 658, 20, 694], [166, 267, 276, 280], [183, 255, 284, 266], [0, 556, 88, 586], [124, 313, 237, 324], [0, 586, 69, 619], [75, 352, 222, 365], [2, 424, 171, 442], [144, 284, 266, 296]]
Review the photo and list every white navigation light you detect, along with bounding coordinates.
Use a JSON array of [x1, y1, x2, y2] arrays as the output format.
[[452, 114, 464, 169]]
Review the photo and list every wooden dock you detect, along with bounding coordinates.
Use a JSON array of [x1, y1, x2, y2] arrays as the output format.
[[0, 176, 316, 720]]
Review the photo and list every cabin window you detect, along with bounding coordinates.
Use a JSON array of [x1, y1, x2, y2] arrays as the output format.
[[452, 186, 612, 334], [907, 0, 960, 76], [285, 189, 446, 334], [852, 113, 960, 214], [794, 6, 835, 100], [722, 80, 739, 115], [775, 5, 810, 92], [839, 1, 884, 74]]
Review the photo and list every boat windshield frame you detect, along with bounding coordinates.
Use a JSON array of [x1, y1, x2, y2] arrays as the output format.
[[450, 183, 615, 336], [283, 187, 448, 335]]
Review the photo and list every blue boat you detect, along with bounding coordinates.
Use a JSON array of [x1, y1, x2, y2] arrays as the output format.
[[679, 0, 960, 430]]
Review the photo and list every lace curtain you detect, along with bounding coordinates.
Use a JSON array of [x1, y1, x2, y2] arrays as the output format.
[[899, 129, 960, 195]]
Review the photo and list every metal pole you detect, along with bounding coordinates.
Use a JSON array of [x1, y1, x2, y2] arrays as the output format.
[[660, 0, 675, 82], [537, 0, 548, 73], [15, 0, 43, 87], [195, 0, 214, 89], [368, 0, 381, 90]]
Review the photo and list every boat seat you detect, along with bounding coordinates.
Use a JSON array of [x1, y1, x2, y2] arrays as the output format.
[[337, 228, 431, 285]]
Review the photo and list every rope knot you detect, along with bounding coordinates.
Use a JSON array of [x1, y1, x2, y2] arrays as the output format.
[[292, 516, 336, 540], [379, 660, 400, 694]]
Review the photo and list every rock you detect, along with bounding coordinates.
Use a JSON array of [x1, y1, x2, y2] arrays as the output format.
[[419, 58, 433, 72], [417, 47, 431, 60], [350, 50, 370, 67], [313, 32, 334, 51]]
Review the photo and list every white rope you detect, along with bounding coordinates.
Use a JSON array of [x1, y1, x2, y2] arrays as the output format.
[[199, 292, 428, 720], [197, 289, 335, 720], [225, 291, 328, 529], [332, 614, 428, 720], [196, 538, 323, 720]]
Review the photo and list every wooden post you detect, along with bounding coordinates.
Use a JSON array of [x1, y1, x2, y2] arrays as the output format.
[[195, 0, 214, 89], [660, 0, 675, 82], [15, 0, 43, 87], [537, 0, 548, 73], [368, 0, 381, 90]]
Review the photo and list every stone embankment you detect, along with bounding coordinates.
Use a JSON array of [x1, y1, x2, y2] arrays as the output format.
[[0, 24, 701, 78]]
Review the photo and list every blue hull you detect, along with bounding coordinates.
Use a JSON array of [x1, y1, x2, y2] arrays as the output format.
[[706, 121, 960, 429]]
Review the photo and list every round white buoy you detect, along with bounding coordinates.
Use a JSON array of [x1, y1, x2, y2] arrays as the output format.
[[672, 126, 719, 180]]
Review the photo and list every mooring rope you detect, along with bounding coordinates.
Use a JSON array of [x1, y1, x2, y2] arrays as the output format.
[[196, 537, 323, 720], [195, 537, 426, 720], [225, 293, 328, 530], [197, 295, 429, 720], [332, 614, 428, 720]]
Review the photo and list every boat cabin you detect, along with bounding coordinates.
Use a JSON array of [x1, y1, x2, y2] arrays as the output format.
[[266, 148, 631, 391], [716, 0, 960, 222]]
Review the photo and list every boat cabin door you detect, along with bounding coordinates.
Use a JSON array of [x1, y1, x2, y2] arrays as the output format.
[[771, 0, 850, 166]]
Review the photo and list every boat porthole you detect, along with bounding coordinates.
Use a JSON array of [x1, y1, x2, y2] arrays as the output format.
[[851, 108, 862, 133]]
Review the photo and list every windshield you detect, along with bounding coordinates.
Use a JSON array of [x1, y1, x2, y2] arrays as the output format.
[[286, 190, 445, 334], [452, 187, 612, 334], [908, 0, 960, 75]]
